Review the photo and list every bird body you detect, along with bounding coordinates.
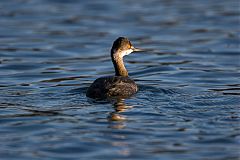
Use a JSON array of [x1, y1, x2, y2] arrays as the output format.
[[86, 76, 137, 99]]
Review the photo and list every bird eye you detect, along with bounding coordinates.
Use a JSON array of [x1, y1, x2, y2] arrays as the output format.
[[128, 43, 132, 49]]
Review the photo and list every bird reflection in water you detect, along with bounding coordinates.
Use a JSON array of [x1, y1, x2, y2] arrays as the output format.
[[108, 98, 133, 129]]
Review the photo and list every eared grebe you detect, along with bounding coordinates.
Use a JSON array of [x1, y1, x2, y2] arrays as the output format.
[[86, 37, 142, 99]]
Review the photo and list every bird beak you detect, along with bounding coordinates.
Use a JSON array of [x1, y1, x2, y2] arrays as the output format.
[[132, 46, 144, 52]]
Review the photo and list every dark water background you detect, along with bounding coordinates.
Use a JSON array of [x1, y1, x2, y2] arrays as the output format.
[[0, 0, 239, 159]]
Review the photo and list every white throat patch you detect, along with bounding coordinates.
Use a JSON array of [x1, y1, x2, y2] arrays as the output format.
[[112, 49, 134, 59], [122, 49, 133, 57]]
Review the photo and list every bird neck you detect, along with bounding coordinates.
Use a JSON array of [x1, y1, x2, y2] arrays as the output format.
[[111, 51, 128, 77]]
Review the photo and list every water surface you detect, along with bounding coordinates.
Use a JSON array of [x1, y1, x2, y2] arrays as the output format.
[[0, 0, 239, 159]]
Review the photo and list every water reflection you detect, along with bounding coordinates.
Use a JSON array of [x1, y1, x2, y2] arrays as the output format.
[[108, 99, 134, 129]]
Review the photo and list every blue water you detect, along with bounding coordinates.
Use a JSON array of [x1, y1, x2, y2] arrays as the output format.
[[0, 0, 239, 159]]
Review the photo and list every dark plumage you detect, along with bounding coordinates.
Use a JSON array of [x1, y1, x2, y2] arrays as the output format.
[[86, 76, 138, 99]]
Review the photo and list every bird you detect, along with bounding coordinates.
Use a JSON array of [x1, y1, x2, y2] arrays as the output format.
[[86, 37, 142, 100]]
